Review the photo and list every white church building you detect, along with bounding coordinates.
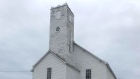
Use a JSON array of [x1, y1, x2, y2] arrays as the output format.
[[31, 3, 117, 79]]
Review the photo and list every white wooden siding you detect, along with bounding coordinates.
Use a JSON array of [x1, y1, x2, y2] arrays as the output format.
[[66, 65, 80, 79], [73, 44, 107, 79], [49, 5, 68, 60], [49, 5, 74, 61], [33, 53, 66, 79], [106, 66, 115, 79]]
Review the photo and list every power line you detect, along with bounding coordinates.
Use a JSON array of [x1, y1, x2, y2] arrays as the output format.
[[0, 71, 31, 72]]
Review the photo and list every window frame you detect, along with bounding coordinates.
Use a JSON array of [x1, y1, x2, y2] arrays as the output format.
[[47, 68, 52, 79], [55, 10, 61, 19], [86, 69, 91, 79], [69, 14, 72, 23]]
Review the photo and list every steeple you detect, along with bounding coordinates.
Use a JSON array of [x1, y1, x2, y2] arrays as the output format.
[[49, 3, 74, 60]]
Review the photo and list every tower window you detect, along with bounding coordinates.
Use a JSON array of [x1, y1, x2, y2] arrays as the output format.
[[47, 68, 52, 79], [55, 11, 61, 19], [69, 15, 72, 23], [86, 69, 91, 79]]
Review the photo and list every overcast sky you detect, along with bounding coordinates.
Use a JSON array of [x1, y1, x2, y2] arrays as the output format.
[[0, 0, 140, 79]]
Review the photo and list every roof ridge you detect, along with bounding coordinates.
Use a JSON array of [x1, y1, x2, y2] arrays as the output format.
[[50, 50, 80, 72], [74, 42, 107, 64]]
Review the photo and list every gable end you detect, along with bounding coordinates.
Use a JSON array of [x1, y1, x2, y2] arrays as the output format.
[[31, 50, 80, 72], [74, 42, 117, 79]]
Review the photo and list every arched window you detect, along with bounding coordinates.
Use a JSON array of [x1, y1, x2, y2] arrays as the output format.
[[55, 11, 61, 19]]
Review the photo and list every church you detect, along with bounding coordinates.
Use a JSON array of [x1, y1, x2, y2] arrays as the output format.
[[31, 3, 117, 79]]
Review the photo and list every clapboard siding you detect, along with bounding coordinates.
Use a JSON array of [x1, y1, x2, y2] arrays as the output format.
[[66, 65, 80, 79], [73, 44, 107, 79], [49, 4, 74, 60], [33, 52, 66, 79], [106, 66, 115, 79]]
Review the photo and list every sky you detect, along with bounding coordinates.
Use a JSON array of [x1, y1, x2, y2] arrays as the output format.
[[0, 0, 140, 79]]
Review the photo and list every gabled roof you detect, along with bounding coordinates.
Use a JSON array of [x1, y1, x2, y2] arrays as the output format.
[[31, 50, 80, 72], [31, 42, 116, 79], [74, 42, 117, 79], [74, 42, 107, 64]]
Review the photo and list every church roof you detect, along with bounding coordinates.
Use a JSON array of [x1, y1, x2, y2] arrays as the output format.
[[31, 50, 80, 72], [31, 42, 116, 79]]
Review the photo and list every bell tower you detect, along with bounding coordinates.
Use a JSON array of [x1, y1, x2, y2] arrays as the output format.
[[49, 3, 74, 60]]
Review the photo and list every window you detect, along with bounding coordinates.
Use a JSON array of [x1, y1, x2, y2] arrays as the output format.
[[86, 69, 91, 79], [69, 15, 72, 23], [56, 27, 60, 32], [55, 11, 61, 19], [47, 68, 52, 79]]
